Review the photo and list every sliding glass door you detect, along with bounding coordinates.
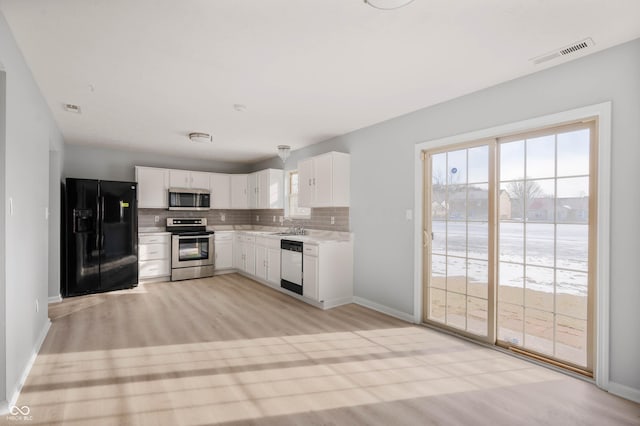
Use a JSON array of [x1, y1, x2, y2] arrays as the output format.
[[424, 142, 495, 342], [423, 121, 596, 373]]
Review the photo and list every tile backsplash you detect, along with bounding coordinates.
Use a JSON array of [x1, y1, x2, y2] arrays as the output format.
[[139, 208, 251, 228], [252, 207, 349, 231], [139, 207, 349, 231]]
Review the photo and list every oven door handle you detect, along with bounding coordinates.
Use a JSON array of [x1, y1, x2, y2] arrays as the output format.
[[174, 234, 210, 239]]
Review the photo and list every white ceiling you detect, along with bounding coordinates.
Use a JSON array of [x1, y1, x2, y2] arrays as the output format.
[[2, 0, 639, 163]]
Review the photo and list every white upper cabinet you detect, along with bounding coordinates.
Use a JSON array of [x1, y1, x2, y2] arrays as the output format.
[[135, 166, 282, 210], [298, 152, 350, 208], [230, 174, 249, 209], [190, 171, 211, 190], [245, 169, 283, 210], [169, 169, 210, 190], [135, 166, 169, 208], [257, 169, 284, 209], [210, 173, 231, 209], [248, 172, 259, 209]]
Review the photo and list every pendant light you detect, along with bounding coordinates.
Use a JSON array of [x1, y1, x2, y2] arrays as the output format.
[[277, 145, 291, 163]]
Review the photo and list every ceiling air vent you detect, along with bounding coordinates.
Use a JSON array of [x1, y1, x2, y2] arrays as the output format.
[[63, 103, 81, 113], [531, 38, 595, 65]]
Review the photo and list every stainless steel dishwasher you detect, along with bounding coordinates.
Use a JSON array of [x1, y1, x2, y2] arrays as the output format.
[[280, 239, 303, 295]]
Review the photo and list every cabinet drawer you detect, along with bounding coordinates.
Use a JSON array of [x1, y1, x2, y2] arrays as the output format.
[[139, 234, 170, 245], [139, 259, 170, 278], [240, 235, 256, 243], [215, 232, 234, 242], [303, 244, 318, 256], [139, 243, 170, 260]]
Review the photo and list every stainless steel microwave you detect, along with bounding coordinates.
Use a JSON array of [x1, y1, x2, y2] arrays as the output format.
[[168, 188, 211, 211]]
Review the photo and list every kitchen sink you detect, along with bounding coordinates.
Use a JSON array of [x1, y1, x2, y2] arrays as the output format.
[[271, 231, 307, 236]]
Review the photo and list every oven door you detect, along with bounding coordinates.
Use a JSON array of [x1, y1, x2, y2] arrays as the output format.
[[172, 234, 214, 268]]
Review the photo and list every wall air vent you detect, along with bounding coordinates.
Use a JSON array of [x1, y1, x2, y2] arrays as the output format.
[[531, 38, 595, 65]]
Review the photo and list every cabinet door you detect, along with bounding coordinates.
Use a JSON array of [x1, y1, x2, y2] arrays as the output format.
[[267, 247, 281, 285], [255, 246, 267, 280], [303, 254, 319, 300], [210, 173, 231, 209], [136, 167, 168, 208], [248, 172, 259, 209], [313, 154, 333, 207], [258, 170, 269, 209], [230, 175, 248, 209], [233, 236, 242, 269], [190, 171, 211, 190], [244, 242, 256, 275], [215, 241, 233, 270], [298, 158, 314, 207], [169, 169, 190, 188]]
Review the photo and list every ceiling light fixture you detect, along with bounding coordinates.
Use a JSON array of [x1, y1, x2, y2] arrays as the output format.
[[364, 0, 416, 10], [277, 145, 291, 163], [189, 132, 212, 143], [233, 104, 247, 112]]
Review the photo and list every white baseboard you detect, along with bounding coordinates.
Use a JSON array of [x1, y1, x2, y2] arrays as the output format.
[[352, 296, 416, 323], [48, 294, 62, 304], [608, 381, 640, 403], [1, 319, 51, 415], [322, 297, 353, 310]]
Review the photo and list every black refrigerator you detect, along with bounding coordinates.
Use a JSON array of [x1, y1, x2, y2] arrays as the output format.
[[63, 178, 138, 297]]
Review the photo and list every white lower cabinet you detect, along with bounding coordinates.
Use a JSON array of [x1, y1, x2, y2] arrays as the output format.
[[234, 234, 256, 275], [255, 236, 281, 285], [302, 251, 318, 300], [138, 233, 171, 282], [214, 232, 234, 272], [228, 231, 353, 309], [302, 241, 353, 307]]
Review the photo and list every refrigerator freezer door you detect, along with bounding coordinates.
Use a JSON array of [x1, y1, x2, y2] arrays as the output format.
[[65, 178, 100, 296], [99, 180, 138, 292]]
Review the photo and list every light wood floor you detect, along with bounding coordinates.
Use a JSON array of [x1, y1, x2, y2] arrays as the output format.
[[7, 273, 639, 425]]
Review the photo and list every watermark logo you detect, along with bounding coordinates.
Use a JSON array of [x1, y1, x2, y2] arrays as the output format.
[[7, 405, 32, 422]]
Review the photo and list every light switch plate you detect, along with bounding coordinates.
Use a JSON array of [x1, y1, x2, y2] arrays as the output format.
[[406, 209, 413, 220]]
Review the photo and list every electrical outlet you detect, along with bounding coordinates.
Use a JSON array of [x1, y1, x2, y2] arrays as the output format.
[[330, 216, 335, 225], [273, 216, 276, 222], [221, 213, 226, 222], [154, 215, 160, 223], [256, 215, 260, 222]]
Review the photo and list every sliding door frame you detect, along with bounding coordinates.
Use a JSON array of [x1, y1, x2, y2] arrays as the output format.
[[422, 139, 497, 345], [413, 102, 611, 389]]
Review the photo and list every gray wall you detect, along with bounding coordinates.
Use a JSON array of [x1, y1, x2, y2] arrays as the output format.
[[64, 143, 251, 181], [0, 12, 65, 408], [48, 150, 63, 300], [0, 67, 7, 405], [254, 38, 640, 395]]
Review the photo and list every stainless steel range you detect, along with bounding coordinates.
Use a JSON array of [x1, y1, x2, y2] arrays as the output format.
[[167, 218, 215, 281]]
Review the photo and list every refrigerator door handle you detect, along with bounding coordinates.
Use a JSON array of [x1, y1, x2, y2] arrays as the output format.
[[99, 196, 105, 250], [96, 196, 101, 249]]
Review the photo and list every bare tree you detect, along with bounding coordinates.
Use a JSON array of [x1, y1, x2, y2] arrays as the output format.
[[506, 180, 544, 219]]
